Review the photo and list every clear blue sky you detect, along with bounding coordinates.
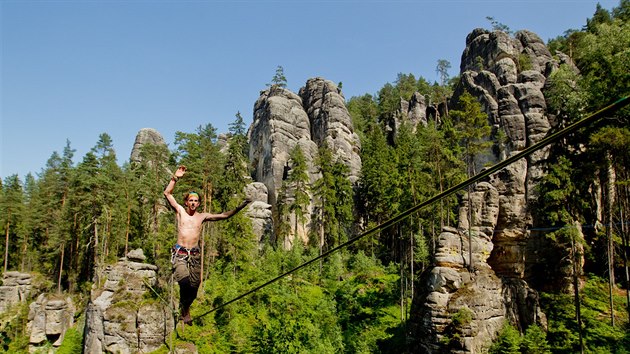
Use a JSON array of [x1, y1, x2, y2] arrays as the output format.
[[1, 0, 619, 180]]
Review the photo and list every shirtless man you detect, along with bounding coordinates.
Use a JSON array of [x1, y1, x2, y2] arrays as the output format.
[[164, 165, 251, 324]]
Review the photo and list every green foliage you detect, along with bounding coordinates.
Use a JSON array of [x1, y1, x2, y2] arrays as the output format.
[[269, 65, 287, 88], [518, 53, 533, 71], [544, 64, 589, 123], [0, 303, 30, 353], [374, 73, 433, 121], [450, 90, 492, 176], [451, 307, 473, 329], [358, 123, 401, 226], [486, 16, 513, 34], [587, 3, 613, 32], [474, 56, 485, 71], [166, 248, 407, 354], [335, 252, 402, 353], [575, 3, 630, 109], [436, 59, 451, 86], [1, 174, 25, 272], [535, 156, 583, 226], [312, 145, 354, 249], [521, 325, 552, 354], [489, 323, 521, 354], [56, 328, 83, 354], [541, 276, 629, 353], [275, 145, 311, 248]]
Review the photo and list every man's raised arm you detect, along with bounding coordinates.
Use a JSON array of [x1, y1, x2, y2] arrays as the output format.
[[164, 165, 186, 210]]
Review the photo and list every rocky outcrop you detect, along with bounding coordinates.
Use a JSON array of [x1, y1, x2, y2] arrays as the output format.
[[245, 182, 273, 245], [27, 294, 75, 351], [248, 85, 319, 247], [407, 92, 430, 127], [456, 29, 557, 280], [130, 128, 168, 163], [83, 249, 174, 354], [0, 271, 32, 313], [299, 77, 362, 183], [393, 92, 432, 132], [412, 28, 559, 352], [249, 86, 319, 206], [412, 180, 547, 352], [249, 79, 362, 247]]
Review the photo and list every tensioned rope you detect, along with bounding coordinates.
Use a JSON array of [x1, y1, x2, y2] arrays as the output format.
[[193, 95, 629, 321]]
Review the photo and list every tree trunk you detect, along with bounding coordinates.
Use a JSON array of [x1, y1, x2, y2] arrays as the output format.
[[411, 225, 415, 300], [58, 244, 65, 294], [572, 235, 584, 354], [621, 207, 630, 324], [200, 181, 213, 295], [93, 221, 99, 286], [125, 197, 131, 257], [319, 200, 324, 278], [4, 220, 10, 273], [606, 152, 616, 326], [20, 233, 28, 272], [467, 184, 474, 272]]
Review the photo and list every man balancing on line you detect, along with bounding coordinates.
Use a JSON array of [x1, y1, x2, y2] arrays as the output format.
[[164, 165, 251, 325]]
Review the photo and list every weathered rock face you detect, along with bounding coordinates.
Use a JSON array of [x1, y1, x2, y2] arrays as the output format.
[[299, 77, 362, 183], [130, 127, 168, 163], [411, 29, 560, 352], [83, 249, 174, 354], [393, 92, 432, 132], [456, 29, 556, 280], [244, 182, 273, 245], [27, 294, 75, 351], [248, 85, 319, 247], [0, 271, 32, 313], [249, 79, 362, 247], [249, 86, 318, 204]]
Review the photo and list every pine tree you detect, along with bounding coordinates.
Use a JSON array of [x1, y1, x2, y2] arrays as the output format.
[[312, 145, 353, 252], [35, 143, 74, 291], [451, 91, 491, 270], [134, 142, 171, 259], [20, 173, 37, 271], [286, 145, 311, 248], [175, 123, 224, 286], [1, 174, 25, 272], [270, 65, 288, 88], [216, 120, 255, 272], [357, 124, 401, 257]]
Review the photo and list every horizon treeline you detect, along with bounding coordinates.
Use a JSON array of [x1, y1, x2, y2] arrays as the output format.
[[1, 1, 629, 352]]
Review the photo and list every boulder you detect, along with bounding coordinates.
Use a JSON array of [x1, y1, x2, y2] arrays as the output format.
[[0, 271, 32, 313], [83, 255, 173, 353], [129, 128, 167, 164], [27, 294, 76, 350]]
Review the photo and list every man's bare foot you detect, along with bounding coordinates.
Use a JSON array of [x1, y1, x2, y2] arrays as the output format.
[[181, 308, 192, 325]]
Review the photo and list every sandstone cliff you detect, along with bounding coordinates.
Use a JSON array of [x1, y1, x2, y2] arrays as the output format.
[[248, 78, 361, 247], [129, 127, 168, 164], [83, 249, 174, 353], [409, 29, 563, 352]]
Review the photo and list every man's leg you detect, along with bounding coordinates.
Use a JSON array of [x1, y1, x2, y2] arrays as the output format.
[[178, 276, 199, 324]]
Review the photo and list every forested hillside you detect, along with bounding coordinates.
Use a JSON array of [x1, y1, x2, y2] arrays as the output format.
[[1, 1, 629, 353]]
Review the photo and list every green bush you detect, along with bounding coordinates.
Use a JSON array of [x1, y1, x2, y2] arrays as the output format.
[[489, 323, 521, 354], [56, 328, 83, 354]]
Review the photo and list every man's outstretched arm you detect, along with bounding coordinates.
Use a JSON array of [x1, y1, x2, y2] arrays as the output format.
[[204, 198, 252, 221]]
